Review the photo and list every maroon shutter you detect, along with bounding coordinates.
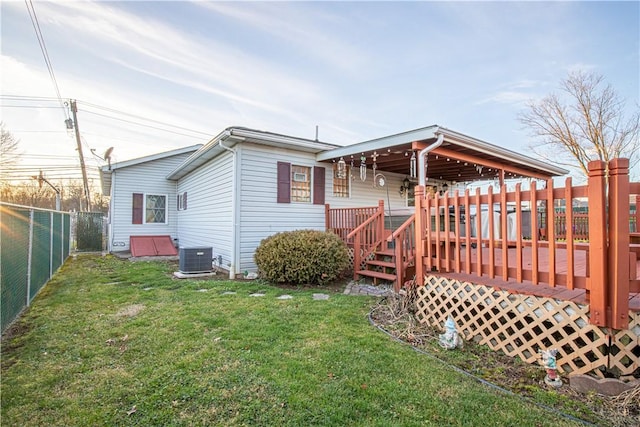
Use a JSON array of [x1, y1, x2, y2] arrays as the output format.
[[313, 166, 325, 205], [132, 193, 143, 224], [183, 192, 187, 210], [277, 162, 291, 203]]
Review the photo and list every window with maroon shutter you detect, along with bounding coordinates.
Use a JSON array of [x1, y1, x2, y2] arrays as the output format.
[[132, 193, 143, 224], [313, 166, 325, 205], [277, 161, 291, 203], [291, 165, 311, 202]]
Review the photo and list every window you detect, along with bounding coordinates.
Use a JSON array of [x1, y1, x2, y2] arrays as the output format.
[[177, 192, 188, 211], [407, 184, 416, 207], [332, 164, 350, 198], [277, 162, 325, 205], [145, 194, 167, 223], [291, 165, 311, 202], [132, 193, 167, 224]]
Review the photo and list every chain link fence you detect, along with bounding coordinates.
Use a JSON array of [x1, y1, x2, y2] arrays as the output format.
[[1, 203, 71, 334]]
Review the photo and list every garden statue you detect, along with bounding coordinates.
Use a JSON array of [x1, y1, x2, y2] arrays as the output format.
[[439, 315, 463, 350], [538, 348, 563, 387]]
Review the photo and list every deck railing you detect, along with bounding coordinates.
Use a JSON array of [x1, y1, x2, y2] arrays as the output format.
[[326, 201, 387, 277], [414, 158, 639, 330], [325, 202, 382, 247]]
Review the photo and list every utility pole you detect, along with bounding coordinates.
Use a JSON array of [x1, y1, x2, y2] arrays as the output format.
[[70, 99, 91, 211]]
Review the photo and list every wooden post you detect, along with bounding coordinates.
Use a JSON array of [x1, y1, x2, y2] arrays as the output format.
[[500, 183, 508, 281], [415, 185, 425, 286], [546, 179, 556, 287], [565, 177, 575, 290], [587, 160, 608, 327], [377, 199, 385, 238], [325, 204, 330, 230], [608, 158, 630, 330]]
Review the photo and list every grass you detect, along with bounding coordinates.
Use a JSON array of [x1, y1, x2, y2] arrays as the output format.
[[1, 254, 587, 426]]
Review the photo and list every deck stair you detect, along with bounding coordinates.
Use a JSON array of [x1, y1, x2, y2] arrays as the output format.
[[355, 246, 397, 286]]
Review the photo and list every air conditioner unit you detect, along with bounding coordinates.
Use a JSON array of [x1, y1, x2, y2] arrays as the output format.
[[179, 247, 213, 273]]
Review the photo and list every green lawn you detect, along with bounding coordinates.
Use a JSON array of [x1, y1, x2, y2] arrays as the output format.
[[1, 255, 585, 426]]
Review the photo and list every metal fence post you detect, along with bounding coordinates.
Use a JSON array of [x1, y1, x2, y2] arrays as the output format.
[[26, 209, 34, 307]]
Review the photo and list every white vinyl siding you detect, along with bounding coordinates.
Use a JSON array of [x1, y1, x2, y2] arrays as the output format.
[[107, 152, 192, 252], [237, 143, 325, 273], [176, 150, 234, 269], [324, 167, 410, 211]]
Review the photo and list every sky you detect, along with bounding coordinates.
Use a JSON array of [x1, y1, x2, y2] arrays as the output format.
[[1, 0, 639, 187]]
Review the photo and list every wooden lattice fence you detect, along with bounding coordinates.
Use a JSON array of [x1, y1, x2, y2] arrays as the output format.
[[415, 275, 640, 377]]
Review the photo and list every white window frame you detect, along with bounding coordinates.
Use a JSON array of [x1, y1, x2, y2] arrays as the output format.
[[144, 193, 168, 224]]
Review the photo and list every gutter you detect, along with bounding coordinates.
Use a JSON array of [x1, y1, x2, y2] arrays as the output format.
[[418, 132, 444, 186], [219, 138, 238, 280]]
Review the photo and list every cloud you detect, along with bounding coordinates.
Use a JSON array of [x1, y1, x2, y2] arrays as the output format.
[[196, 2, 370, 74], [27, 2, 329, 127]]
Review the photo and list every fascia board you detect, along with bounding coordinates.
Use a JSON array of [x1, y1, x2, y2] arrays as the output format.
[[101, 144, 202, 172], [316, 125, 439, 161], [438, 127, 568, 176]]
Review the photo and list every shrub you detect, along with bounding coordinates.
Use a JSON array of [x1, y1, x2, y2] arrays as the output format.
[[254, 229, 349, 285]]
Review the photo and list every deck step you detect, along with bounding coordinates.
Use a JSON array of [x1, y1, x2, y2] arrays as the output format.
[[375, 249, 395, 257], [365, 259, 396, 268], [356, 270, 397, 282]]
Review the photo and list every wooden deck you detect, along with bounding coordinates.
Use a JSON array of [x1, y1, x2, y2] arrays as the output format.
[[432, 244, 640, 312]]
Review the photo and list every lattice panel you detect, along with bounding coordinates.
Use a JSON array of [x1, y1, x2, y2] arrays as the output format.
[[414, 275, 639, 377], [347, 248, 355, 269], [609, 311, 640, 376], [347, 247, 376, 271]]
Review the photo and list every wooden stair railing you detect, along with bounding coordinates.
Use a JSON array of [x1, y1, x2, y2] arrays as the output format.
[[347, 204, 385, 280], [387, 214, 416, 291]]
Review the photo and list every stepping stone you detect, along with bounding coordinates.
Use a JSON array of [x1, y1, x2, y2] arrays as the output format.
[[221, 291, 236, 295], [313, 293, 330, 300], [142, 287, 152, 291], [249, 293, 266, 297], [197, 289, 208, 292], [277, 295, 293, 300]]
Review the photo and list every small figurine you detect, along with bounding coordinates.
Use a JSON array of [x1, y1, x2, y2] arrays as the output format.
[[538, 348, 563, 388], [439, 315, 463, 350]]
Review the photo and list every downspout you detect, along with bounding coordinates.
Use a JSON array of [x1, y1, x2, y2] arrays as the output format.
[[418, 132, 444, 186], [219, 138, 238, 279]]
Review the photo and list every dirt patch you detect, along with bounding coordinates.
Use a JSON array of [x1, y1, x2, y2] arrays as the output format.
[[115, 304, 145, 318], [1, 319, 33, 372], [370, 291, 640, 427]]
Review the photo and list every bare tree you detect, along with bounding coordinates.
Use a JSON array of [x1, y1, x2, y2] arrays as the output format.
[[0, 122, 21, 177], [520, 71, 639, 178]]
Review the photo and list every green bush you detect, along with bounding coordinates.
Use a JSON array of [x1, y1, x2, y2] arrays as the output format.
[[254, 229, 349, 285]]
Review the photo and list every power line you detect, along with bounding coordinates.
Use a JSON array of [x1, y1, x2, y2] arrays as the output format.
[[23, 0, 69, 122], [0, 94, 61, 101], [80, 109, 207, 140], [0, 105, 64, 109], [2, 95, 214, 140], [78, 100, 213, 137]]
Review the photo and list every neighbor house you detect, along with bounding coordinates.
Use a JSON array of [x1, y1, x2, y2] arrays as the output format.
[[100, 125, 566, 278]]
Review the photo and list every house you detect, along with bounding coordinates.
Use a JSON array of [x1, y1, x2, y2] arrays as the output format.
[[100, 125, 566, 278]]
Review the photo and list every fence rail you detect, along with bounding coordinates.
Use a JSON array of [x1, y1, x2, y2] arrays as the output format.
[[1, 203, 71, 334]]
